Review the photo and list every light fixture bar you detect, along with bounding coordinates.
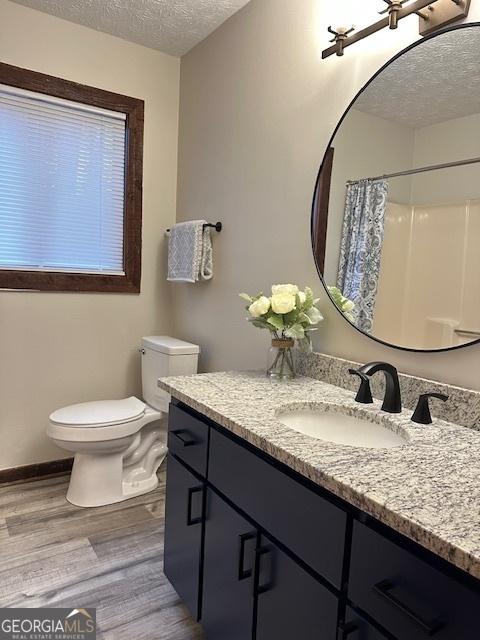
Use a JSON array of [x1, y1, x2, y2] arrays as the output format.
[[322, 0, 439, 59]]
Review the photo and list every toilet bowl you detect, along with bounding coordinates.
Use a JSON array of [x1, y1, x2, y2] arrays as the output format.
[[47, 336, 199, 508]]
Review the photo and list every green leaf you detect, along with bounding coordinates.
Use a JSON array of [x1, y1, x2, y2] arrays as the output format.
[[267, 314, 284, 331], [304, 287, 314, 309], [327, 286, 355, 320], [304, 306, 323, 325], [282, 308, 299, 328], [249, 318, 270, 330], [239, 293, 253, 302], [297, 312, 310, 324], [284, 323, 305, 340]]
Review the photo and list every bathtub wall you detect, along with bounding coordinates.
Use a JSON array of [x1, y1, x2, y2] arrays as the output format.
[[374, 200, 480, 349]]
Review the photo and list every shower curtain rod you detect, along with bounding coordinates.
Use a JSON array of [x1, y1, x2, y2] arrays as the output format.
[[347, 156, 480, 184]]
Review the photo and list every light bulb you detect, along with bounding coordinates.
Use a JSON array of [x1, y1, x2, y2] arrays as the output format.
[[332, 0, 380, 32]]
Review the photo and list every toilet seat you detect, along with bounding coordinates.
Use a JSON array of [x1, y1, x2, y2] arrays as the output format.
[[47, 398, 161, 443], [50, 397, 146, 428]]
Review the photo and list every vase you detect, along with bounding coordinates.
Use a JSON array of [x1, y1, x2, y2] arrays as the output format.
[[267, 338, 296, 380]]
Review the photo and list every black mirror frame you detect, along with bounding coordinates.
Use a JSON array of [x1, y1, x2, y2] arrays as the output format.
[[311, 22, 480, 354]]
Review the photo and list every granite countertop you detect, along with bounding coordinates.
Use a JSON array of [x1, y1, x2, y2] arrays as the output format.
[[158, 371, 480, 579]]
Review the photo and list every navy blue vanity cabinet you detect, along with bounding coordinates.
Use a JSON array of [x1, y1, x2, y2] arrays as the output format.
[[201, 488, 257, 640], [255, 535, 339, 640], [163, 453, 205, 621], [348, 522, 479, 640], [164, 402, 480, 640]]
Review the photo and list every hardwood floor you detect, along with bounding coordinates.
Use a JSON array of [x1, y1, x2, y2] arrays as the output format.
[[0, 465, 205, 640]]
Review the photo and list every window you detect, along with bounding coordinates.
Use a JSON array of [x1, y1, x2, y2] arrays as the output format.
[[0, 63, 144, 292]]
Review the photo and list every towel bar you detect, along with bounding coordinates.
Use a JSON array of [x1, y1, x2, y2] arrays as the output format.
[[166, 221, 222, 233]]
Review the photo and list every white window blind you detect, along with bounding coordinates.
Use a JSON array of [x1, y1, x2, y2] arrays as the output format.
[[0, 83, 127, 275]]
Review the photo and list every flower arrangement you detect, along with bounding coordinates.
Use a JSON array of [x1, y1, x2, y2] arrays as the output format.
[[240, 284, 323, 379], [327, 286, 355, 322]]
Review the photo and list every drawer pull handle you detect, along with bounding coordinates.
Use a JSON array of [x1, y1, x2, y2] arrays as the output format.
[[172, 430, 197, 447], [238, 532, 256, 581], [186, 486, 204, 526], [338, 622, 359, 638], [253, 546, 273, 597], [373, 580, 444, 636]]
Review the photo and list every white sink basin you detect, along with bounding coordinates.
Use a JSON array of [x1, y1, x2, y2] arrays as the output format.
[[277, 405, 408, 449]]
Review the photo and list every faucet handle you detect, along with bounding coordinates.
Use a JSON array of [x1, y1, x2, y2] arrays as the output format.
[[348, 369, 373, 404], [411, 393, 448, 425]]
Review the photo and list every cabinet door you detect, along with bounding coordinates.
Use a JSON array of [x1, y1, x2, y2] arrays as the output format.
[[202, 488, 257, 640], [340, 607, 389, 639], [255, 535, 338, 640], [164, 454, 204, 620]]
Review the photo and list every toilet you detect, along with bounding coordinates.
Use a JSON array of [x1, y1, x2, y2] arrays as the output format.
[[47, 336, 199, 508]]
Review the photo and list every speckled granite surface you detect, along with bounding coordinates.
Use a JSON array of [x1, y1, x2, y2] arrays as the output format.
[[298, 352, 480, 431], [159, 371, 480, 579]]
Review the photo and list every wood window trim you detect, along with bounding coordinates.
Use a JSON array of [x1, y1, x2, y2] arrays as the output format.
[[0, 62, 144, 293]]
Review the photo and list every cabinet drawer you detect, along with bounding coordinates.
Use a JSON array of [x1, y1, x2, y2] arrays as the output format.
[[349, 522, 480, 640], [208, 427, 347, 588], [168, 404, 209, 477]]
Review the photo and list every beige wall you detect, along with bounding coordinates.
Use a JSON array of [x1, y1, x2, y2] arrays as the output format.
[[174, 0, 480, 390], [0, 0, 179, 469]]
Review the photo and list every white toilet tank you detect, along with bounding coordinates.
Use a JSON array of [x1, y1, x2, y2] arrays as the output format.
[[141, 336, 199, 412]]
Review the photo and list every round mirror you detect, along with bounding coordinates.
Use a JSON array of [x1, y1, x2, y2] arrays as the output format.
[[312, 24, 480, 352]]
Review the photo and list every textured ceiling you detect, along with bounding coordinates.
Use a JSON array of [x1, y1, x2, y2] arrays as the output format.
[[355, 27, 480, 129], [9, 0, 251, 56]]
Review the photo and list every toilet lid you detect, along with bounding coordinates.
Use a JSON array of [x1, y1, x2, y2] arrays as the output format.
[[49, 397, 146, 427]]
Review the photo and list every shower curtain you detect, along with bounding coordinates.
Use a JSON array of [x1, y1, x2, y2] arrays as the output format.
[[337, 178, 388, 333]]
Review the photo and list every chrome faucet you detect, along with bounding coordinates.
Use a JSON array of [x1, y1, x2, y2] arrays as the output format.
[[355, 361, 402, 413]]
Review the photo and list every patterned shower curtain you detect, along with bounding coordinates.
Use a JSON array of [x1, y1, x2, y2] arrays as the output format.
[[337, 178, 388, 333]]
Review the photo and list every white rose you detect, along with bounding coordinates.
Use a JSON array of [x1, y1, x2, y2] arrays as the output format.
[[271, 293, 296, 314], [271, 284, 299, 297], [342, 300, 355, 312], [248, 296, 271, 317], [298, 291, 306, 305]]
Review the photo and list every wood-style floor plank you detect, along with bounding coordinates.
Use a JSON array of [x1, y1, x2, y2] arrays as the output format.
[[0, 474, 71, 517], [0, 540, 100, 607], [0, 521, 9, 543], [90, 517, 164, 562], [0, 465, 204, 639], [5, 502, 157, 543]]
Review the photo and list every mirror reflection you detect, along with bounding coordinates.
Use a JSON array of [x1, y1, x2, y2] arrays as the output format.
[[314, 26, 480, 351]]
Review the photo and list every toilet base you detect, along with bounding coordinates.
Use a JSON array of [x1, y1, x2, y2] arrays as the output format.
[[66, 447, 167, 508], [64, 415, 168, 508], [122, 461, 163, 499]]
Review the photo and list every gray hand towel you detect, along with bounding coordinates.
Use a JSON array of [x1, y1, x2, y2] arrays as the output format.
[[167, 220, 213, 283]]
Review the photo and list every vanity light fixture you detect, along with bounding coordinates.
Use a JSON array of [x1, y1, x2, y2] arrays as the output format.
[[323, 0, 471, 58]]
